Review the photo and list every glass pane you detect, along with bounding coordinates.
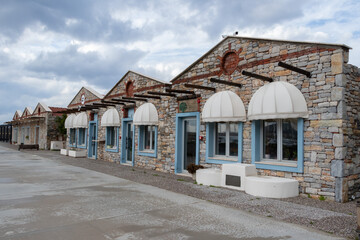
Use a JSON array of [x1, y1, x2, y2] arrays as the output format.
[[151, 126, 155, 150], [144, 126, 151, 149], [184, 119, 196, 170], [263, 120, 277, 159], [282, 119, 298, 161], [215, 123, 226, 156], [229, 123, 238, 156]]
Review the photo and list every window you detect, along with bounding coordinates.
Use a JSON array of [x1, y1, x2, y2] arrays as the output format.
[[144, 126, 155, 150], [69, 128, 76, 146], [78, 128, 87, 147], [251, 118, 304, 173], [261, 119, 297, 162], [206, 122, 243, 164], [215, 123, 238, 157], [106, 127, 118, 152], [138, 125, 157, 157]]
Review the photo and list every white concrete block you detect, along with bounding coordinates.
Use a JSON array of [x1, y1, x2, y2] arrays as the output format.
[[221, 163, 257, 191], [196, 168, 222, 186], [68, 150, 87, 158], [51, 141, 65, 150], [60, 149, 68, 156], [245, 176, 299, 198]]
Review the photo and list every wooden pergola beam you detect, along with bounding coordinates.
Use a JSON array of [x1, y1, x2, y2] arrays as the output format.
[[134, 94, 161, 100], [92, 103, 115, 107], [122, 97, 148, 102], [278, 61, 311, 78], [101, 100, 125, 105], [147, 91, 176, 97], [166, 89, 195, 95], [184, 83, 216, 91], [111, 98, 136, 104], [210, 78, 243, 88], [241, 70, 273, 82], [177, 94, 199, 101]]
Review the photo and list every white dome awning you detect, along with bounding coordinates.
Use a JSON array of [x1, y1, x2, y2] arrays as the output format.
[[248, 81, 309, 120], [73, 112, 89, 128], [133, 103, 159, 125], [65, 114, 76, 129], [101, 107, 120, 127], [202, 91, 246, 122]]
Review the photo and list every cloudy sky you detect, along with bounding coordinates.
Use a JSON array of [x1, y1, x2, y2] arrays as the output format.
[[1, 0, 360, 124]]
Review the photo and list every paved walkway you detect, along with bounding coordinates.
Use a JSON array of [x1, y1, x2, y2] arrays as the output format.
[[0, 145, 346, 239]]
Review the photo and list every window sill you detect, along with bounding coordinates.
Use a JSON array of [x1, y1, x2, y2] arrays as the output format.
[[138, 150, 157, 157], [77, 145, 86, 149], [259, 161, 297, 167], [254, 161, 302, 173], [206, 156, 240, 164], [105, 147, 118, 153]]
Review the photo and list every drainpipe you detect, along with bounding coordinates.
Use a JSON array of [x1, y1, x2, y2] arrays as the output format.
[[357, 200, 360, 238]]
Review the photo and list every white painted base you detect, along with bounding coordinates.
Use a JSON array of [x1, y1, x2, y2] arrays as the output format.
[[51, 141, 65, 150], [221, 163, 257, 191], [196, 168, 222, 186], [68, 150, 87, 158], [60, 149, 68, 156], [245, 176, 299, 198]]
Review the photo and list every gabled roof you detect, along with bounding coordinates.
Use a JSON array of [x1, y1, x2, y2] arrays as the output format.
[[104, 70, 170, 99], [21, 107, 33, 117], [67, 86, 104, 107], [49, 107, 67, 113], [171, 35, 352, 82], [34, 102, 52, 113], [84, 86, 104, 99], [13, 110, 22, 120]]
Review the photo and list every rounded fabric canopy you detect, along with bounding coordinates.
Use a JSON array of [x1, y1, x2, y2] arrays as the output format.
[[133, 103, 159, 125], [73, 112, 88, 128], [202, 91, 246, 122], [248, 81, 309, 120], [65, 114, 76, 129], [101, 107, 120, 127]]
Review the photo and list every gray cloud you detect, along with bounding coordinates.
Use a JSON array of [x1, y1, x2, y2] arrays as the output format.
[[25, 45, 146, 88]]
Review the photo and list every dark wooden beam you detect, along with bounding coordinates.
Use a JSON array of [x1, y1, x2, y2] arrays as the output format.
[[134, 94, 161, 100], [122, 97, 148, 102], [123, 104, 136, 109], [166, 89, 195, 95], [278, 61, 311, 78], [147, 91, 176, 97], [184, 83, 216, 91], [241, 70, 273, 82], [210, 78, 243, 88], [177, 94, 199, 101], [92, 103, 115, 107], [101, 100, 125, 105], [111, 98, 136, 104]]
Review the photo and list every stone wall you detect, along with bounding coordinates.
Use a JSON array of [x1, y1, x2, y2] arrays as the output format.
[[342, 64, 360, 200], [170, 37, 353, 202], [96, 71, 172, 169]]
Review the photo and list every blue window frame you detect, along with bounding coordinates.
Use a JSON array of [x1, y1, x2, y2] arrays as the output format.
[[206, 122, 243, 164], [138, 125, 158, 157], [106, 127, 119, 152], [77, 128, 87, 148], [175, 112, 200, 174], [69, 128, 77, 147], [251, 118, 304, 173]]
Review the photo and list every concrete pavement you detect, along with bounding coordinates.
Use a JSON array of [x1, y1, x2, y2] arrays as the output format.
[[0, 146, 344, 239]]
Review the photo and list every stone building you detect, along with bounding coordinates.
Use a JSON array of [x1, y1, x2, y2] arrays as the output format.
[[63, 36, 360, 202], [64, 86, 104, 157], [10, 102, 66, 149]]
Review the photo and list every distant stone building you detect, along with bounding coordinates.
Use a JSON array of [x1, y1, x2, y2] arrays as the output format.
[[63, 36, 360, 202], [10, 102, 66, 149]]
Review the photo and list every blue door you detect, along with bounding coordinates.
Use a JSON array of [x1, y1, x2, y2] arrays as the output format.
[[88, 122, 97, 159]]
